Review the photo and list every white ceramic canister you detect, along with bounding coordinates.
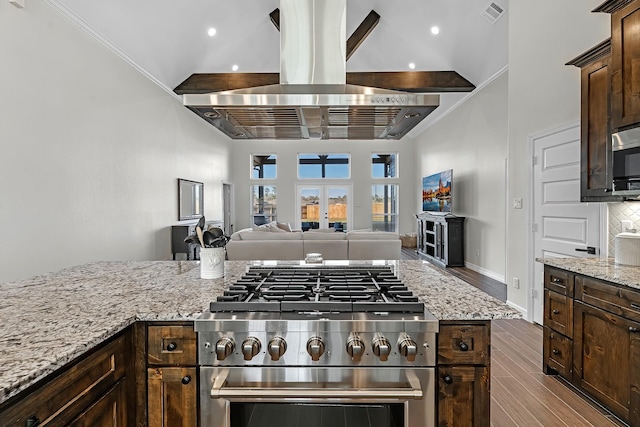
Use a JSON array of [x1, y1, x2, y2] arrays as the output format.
[[614, 232, 640, 266], [200, 247, 225, 279]]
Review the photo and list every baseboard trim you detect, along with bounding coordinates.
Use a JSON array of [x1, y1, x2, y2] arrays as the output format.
[[464, 261, 505, 283], [506, 300, 527, 317]]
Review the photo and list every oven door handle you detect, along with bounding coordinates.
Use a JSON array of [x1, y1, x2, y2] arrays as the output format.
[[210, 369, 423, 400]]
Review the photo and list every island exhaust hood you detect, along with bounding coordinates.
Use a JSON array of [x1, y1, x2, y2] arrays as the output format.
[[183, 0, 439, 140]]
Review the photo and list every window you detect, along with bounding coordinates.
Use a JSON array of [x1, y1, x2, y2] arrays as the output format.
[[252, 154, 277, 179], [372, 185, 398, 232], [251, 185, 277, 225], [298, 153, 350, 179], [372, 153, 397, 178]]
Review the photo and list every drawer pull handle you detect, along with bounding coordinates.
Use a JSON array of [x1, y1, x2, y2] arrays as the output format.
[[631, 303, 640, 310], [552, 349, 560, 355], [182, 375, 192, 385], [458, 342, 469, 351], [443, 375, 453, 385], [552, 309, 560, 315], [630, 327, 638, 333], [167, 342, 178, 351], [26, 416, 40, 427], [551, 278, 563, 284]]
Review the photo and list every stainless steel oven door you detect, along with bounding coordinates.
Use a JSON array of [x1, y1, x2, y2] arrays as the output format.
[[200, 366, 435, 427]]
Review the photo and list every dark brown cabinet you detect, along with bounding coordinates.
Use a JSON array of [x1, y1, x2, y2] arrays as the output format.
[[146, 323, 198, 427], [573, 301, 640, 424], [567, 39, 620, 201], [437, 322, 491, 427], [542, 264, 640, 426], [602, 0, 640, 130], [0, 331, 132, 427]]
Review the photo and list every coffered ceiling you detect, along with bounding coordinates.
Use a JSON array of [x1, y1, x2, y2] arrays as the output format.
[[46, 0, 509, 137]]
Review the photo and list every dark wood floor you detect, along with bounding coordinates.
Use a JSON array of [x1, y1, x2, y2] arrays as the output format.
[[400, 248, 623, 426]]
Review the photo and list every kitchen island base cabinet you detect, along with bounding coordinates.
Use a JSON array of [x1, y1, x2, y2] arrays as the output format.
[[437, 321, 491, 427], [146, 323, 198, 427], [147, 368, 197, 427], [0, 331, 132, 427]]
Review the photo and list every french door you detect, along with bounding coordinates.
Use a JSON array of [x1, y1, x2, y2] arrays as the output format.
[[296, 185, 351, 231]]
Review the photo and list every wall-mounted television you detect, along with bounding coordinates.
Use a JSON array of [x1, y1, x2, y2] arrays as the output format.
[[422, 169, 452, 213]]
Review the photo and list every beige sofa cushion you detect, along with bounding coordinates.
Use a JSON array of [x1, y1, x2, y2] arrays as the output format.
[[303, 241, 349, 260], [226, 240, 304, 260], [239, 230, 303, 240], [302, 232, 346, 240], [346, 231, 399, 240], [348, 239, 401, 260]]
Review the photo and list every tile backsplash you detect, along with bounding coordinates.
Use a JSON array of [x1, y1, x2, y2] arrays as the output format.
[[608, 202, 640, 254]]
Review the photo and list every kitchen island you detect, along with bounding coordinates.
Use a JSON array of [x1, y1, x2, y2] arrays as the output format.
[[539, 257, 640, 426], [0, 260, 521, 426]]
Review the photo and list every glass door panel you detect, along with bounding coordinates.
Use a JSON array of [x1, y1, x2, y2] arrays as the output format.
[[297, 185, 351, 231]]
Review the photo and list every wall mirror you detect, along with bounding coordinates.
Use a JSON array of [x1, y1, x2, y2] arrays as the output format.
[[178, 178, 204, 220]]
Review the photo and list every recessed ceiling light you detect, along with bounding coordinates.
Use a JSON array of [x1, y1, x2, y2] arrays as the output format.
[[409, 63, 416, 70], [207, 27, 217, 37], [231, 64, 239, 71], [431, 26, 440, 35]]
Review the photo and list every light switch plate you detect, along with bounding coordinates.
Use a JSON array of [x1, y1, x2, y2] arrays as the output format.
[[9, 0, 25, 8], [513, 198, 523, 209]]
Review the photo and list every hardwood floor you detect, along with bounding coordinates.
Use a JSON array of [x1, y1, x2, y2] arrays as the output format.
[[491, 320, 624, 427], [399, 248, 624, 426]]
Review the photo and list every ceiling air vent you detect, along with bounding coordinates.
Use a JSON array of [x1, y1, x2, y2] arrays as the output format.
[[481, 2, 505, 24]]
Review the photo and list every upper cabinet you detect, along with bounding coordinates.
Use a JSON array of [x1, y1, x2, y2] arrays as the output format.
[[594, 0, 640, 130], [567, 39, 619, 201]]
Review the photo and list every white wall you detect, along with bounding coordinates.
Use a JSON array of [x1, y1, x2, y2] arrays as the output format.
[[507, 0, 610, 310], [230, 139, 417, 233], [0, 1, 231, 282], [414, 72, 509, 281]]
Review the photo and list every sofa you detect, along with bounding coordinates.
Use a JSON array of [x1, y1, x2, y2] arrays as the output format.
[[226, 225, 401, 261]]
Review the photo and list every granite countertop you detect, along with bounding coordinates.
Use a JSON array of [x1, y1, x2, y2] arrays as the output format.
[[0, 260, 520, 405], [537, 257, 640, 291]]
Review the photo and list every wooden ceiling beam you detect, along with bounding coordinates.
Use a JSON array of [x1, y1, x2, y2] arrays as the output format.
[[346, 10, 380, 60], [174, 71, 475, 95], [268, 8, 380, 61]]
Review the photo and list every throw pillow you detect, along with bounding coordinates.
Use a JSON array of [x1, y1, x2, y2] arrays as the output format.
[[276, 222, 292, 232]]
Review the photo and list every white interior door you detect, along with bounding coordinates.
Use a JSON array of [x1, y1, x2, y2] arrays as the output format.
[[531, 123, 603, 324], [296, 185, 351, 231]]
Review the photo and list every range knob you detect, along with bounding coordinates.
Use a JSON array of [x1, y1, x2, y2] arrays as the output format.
[[267, 336, 287, 361], [241, 336, 262, 361], [215, 337, 235, 361], [306, 336, 325, 361], [398, 334, 418, 362], [372, 335, 392, 362], [346, 334, 365, 362]]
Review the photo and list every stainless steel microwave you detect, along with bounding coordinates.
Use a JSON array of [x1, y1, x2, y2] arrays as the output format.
[[612, 127, 640, 197]]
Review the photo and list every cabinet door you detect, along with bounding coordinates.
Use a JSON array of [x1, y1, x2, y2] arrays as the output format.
[[148, 367, 197, 427], [573, 301, 638, 423], [438, 366, 490, 427], [67, 380, 127, 427], [580, 56, 615, 200], [611, 0, 640, 129]]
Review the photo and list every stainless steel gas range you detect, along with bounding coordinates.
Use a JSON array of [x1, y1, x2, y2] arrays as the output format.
[[195, 263, 439, 427]]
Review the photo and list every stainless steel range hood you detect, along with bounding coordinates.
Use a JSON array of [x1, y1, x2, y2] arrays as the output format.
[[183, 0, 439, 140]]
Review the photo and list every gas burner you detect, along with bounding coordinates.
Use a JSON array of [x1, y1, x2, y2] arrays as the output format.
[[210, 266, 423, 314]]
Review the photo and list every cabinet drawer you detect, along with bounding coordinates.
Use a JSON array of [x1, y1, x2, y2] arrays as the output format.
[[544, 267, 574, 297], [148, 324, 197, 366], [543, 327, 573, 380], [576, 276, 640, 323], [543, 290, 574, 338], [0, 334, 127, 427], [438, 322, 490, 365]]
